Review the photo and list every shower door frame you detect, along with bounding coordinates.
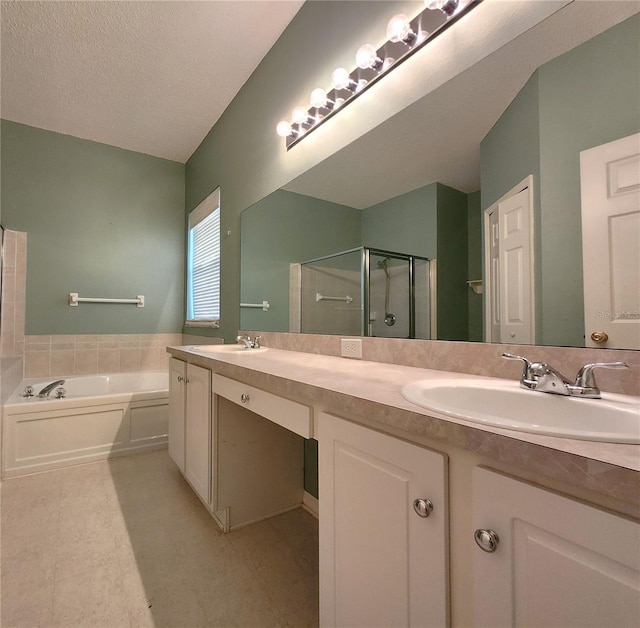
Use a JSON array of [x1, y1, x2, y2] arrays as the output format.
[[298, 246, 434, 339]]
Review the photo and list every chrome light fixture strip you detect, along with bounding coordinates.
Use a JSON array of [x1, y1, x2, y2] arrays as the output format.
[[281, 0, 483, 150]]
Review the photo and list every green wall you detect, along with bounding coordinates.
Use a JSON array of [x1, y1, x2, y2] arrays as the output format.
[[1, 121, 185, 334], [361, 184, 438, 257], [240, 189, 361, 331], [479, 14, 640, 347]]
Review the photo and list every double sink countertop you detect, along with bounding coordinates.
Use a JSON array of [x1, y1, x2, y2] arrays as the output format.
[[167, 345, 640, 514]]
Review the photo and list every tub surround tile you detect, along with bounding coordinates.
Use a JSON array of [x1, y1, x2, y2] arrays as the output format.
[[22, 333, 184, 378], [50, 350, 75, 377], [1, 230, 27, 360], [25, 350, 51, 378], [119, 349, 141, 372], [74, 349, 99, 375], [98, 349, 120, 373], [140, 348, 161, 371]]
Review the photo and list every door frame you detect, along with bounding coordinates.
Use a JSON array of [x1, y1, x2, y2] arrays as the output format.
[[483, 175, 536, 343]]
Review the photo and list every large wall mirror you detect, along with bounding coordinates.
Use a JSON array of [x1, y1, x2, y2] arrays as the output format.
[[241, 3, 640, 350]]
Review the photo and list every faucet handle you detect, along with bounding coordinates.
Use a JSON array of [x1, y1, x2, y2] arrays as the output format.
[[574, 362, 628, 389], [502, 353, 533, 378], [254, 336, 262, 349]]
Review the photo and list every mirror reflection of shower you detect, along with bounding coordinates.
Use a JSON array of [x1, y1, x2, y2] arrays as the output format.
[[376, 257, 396, 327], [296, 247, 434, 339]]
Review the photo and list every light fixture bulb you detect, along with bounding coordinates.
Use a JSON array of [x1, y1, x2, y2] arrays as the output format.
[[355, 44, 382, 70], [386, 14, 415, 44], [425, 0, 459, 16], [331, 67, 353, 91], [310, 87, 328, 109], [291, 106, 309, 124], [276, 120, 292, 138]]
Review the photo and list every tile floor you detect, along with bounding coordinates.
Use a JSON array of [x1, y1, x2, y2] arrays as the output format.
[[0, 450, 319, 627]]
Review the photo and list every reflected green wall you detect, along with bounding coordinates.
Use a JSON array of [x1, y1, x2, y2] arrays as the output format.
[[538, 14, 640, 346], [241, 190, 361, 331], [480, 14, 640, 347], [243, 182, 475, 341], [1, 121, 185, 334], [361, 184, 438, 256], [467, 191, 483, 342]]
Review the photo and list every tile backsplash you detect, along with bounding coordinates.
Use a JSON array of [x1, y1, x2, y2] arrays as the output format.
[[24, 333, 183, 378], [241, 332, 640, 397]]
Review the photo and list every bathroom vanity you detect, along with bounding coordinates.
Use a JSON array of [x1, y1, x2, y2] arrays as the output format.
[[166, 344, 640, 627]]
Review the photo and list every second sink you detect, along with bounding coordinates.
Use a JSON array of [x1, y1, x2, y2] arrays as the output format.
[[401, 378, 640, 443]]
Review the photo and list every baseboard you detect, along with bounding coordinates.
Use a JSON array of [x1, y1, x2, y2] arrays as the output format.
[[302, 491, 319, 518]]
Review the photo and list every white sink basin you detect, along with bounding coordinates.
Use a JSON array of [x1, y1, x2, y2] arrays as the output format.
[[189, 344, 268, 354], [401, 378, 640, 443]]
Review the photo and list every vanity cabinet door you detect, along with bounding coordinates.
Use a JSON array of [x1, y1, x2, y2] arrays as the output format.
[[184, 363, 212, 506], [318, 412, 448, 628], [168, 358, 187, 472], [472, 467, 640, 627]]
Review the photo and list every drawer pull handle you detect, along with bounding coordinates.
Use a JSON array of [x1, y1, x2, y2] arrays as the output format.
[[413, 498, 433, 518], [240, 393, 250, 403], [474, 529, 500, 552]]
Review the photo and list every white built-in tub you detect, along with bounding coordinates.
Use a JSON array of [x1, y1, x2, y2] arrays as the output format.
[[2, 371, 169, 478]]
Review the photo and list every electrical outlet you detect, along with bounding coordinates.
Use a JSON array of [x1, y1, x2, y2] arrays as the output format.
[[341, 338, 362, 359]]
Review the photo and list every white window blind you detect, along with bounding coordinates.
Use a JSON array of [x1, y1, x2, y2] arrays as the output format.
[[187, 188, 220, 325]]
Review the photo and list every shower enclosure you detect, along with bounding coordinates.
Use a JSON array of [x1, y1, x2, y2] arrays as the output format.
[[296, 247, 434, 338]]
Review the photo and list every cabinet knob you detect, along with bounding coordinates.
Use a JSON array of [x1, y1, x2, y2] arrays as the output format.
[[177, 376, 183, 382], [413, 498, 434, 518], [474, 529, 500, 552], [240, 393, 250, 403], [590, 331, 608, 344]]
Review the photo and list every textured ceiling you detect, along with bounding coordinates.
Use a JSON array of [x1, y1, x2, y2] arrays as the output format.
[[1, 0, 303, 163]]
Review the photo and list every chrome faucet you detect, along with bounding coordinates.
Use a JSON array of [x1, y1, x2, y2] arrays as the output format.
[[236, 335, 262, 349], [502, 354, 627, 399], [38, 379, 65, 398]]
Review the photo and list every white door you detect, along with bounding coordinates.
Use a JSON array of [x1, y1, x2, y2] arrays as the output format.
[[472, 467, 640, 627], [185, 363, 212, 506], [484, 179, 534, 344], [581, 133, 640, 349], [168, 358, 186, 472], [319, 412, 448, 628]]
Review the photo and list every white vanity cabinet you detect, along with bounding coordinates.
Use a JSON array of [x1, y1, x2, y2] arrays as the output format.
[[318, 411, 449, 628], [472, 467, 640, 627], [168, 357, 212, 506], [168, 357, 186, 472]]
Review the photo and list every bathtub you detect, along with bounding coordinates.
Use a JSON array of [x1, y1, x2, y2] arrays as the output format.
[[2, 371, 169, 478]]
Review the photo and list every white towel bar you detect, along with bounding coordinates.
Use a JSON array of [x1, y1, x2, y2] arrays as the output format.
[[240, 300, 270, 311], [68, 293, 144, 307], [316, 292, 353, 303]]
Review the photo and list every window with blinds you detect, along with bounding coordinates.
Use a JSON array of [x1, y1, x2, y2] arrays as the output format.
[[186, 188, 220, 326]]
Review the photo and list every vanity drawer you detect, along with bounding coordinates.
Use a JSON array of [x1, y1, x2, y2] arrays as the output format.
[[213, 374, 312, 438]]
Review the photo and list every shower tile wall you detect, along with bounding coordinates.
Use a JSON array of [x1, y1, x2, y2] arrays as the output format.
[[24, 333, 183, 378], [300, 266, 361, 336]]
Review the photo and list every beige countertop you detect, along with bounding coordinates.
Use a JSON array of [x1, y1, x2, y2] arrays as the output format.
[[168, 345, 640, 509]]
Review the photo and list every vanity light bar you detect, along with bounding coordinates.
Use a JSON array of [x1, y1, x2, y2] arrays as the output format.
[[277, 0, 482, 149]]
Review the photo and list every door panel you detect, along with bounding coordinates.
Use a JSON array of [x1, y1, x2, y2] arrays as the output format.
[[581, 133, 640, 348]]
